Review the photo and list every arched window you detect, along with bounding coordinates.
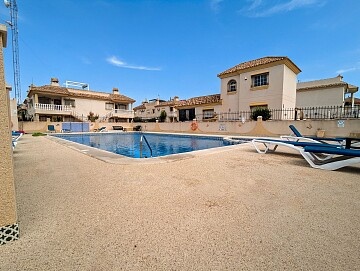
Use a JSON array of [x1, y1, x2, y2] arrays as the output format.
[[227, 80, 237, 92]]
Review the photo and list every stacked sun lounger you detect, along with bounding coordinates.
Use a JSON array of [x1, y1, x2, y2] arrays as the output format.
[[251, 125, 360, 171]]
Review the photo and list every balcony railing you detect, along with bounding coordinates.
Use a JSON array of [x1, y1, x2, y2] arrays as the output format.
[[100, 109, 135, 121], [195, 105, 360, 122], [34, 103, 72, 111], [111, 109, 134, 119]]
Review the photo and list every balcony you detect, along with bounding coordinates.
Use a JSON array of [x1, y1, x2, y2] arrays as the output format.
[[109, 109, 134, 119], [33, 103, 73, 115], [168, 111, 178, 118]]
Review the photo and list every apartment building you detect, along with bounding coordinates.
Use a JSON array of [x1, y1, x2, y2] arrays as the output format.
[[25, 78, 135, 122]]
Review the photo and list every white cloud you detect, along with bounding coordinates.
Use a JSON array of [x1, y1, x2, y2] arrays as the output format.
[[247, 0, 263, 11], [336, 66, 359, 75], [106, 56, 161, 71], [240, 0, 326, 17], [210, 0, 224, 12]]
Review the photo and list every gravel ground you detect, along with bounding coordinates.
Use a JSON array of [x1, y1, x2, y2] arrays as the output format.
[[0, 134, 359, 271]]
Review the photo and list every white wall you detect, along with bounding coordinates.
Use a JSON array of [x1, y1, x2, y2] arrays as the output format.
[[296, 87, 344, 107]]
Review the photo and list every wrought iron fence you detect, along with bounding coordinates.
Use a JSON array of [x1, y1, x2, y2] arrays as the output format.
[[195, 105, 360, 122]]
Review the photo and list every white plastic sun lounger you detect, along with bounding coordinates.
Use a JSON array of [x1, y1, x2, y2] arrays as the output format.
[[251, 138, 340, 160], [251, 138, 360, 170], [301, 145, 360, 170]]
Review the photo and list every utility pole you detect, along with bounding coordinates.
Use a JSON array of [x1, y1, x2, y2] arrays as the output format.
[[4, 0, 21, 104]]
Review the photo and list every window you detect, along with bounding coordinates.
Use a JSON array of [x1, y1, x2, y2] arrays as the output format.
[[227, 80, 237, 92], [203, 109, 215, 119], [105, 103, 114, 110], [179, 108, 195, 121], [251, 73, 269, 87], [64, 99, 75, 107], [115, 104, 126, 110]]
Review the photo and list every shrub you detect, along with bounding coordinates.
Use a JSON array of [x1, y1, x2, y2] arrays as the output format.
[[133, 117, 143, 122], [250, 107, 272, 121], [148, 118, 157, 122], [32, 132, 47, 136], [87, 111, 99, 122]]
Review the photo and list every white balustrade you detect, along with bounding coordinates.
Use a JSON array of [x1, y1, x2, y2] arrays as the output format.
[[34, 103, 72, 112]]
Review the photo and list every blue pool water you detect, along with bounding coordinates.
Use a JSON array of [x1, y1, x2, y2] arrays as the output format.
[[53, 132, 230, 158]]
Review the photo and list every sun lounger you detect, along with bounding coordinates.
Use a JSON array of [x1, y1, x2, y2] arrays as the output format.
[[112, 126, 123, 131], [252, 138, 342, 155], [251, 138, 360, 170], [285, 125, 360, 149], [95, 126, 107, 132], [282, 125, 345, 145], [302, 145, 360, 170], [12, 131, 24, 150]]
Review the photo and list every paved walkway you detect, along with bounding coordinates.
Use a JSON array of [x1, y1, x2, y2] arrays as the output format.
[[1, 134, 359, 270]]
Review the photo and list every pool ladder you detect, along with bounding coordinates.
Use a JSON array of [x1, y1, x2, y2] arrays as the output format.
[[140, 134, 153, 158]]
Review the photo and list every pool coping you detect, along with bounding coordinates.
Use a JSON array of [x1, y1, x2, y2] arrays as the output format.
[[47, 132, 254, 165]]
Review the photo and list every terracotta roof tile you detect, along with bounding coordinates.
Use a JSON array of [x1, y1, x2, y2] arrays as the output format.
[[217, 56, 301, 77], [154, 100, 186, 107], [28, 85, 135, 103], [296, 76, 355, 91], [133, 104, 147, 110], [176, 94, 221, 108]]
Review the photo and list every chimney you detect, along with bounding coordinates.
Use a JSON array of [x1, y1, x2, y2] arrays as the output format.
[[174, 96, 179, 102], [50, 78, 59, 86], [112, 87, 119, 94]]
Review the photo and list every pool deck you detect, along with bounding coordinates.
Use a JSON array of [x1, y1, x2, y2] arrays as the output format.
[[1, 134, 360, 270]]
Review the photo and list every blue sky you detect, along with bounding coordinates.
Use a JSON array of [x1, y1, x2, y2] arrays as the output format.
[[1, 0, 359, 105]]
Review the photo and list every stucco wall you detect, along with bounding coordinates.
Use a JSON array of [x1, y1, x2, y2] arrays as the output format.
[[72, 97, 112, 119], [10, 98, 19, 131], [296, 87, 344, 107], [241, 65, 284, 110], [220, 75, 240, 112], [220, 64, 298, 112], [0, 25, 18, 240], [282, 65, 297, 108], [20, 119, 360, 138]]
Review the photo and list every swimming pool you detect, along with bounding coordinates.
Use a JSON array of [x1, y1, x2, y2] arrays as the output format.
[[53, 132, 235, 158]]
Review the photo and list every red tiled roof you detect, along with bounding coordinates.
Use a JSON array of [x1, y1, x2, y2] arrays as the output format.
[[28, 85, 135, 103], [217, 56, 301, 78], [297, 82, 347, 91], [176, 94, 221, 108], [296, 76, 357, 92], [133, 104, 147, 110], [154, 100, 186, 107]]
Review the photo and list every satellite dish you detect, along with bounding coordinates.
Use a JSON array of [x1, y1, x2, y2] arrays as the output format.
[[4, 0, 10, 8]]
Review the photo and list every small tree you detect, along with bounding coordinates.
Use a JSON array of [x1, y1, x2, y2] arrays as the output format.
[[250, 107, 272, 121], [87, 111, 99, 122], [159, 110, 167, 122]]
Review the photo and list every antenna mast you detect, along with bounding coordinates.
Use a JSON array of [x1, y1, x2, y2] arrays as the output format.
[[5, 0, 21, 104]]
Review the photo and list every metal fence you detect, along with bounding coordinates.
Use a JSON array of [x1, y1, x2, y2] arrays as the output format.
[[195, 105, 360, 122]]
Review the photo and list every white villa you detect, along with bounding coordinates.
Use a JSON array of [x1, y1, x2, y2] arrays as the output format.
[[13, 56, 359, 129], [24, 78, 135, 123], [217, 56, 301, 113], [296, 75, 358, 108], [133, 96, 185, 123]]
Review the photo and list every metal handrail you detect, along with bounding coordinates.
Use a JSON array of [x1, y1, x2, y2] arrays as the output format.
[[140, 134, 153, 158]]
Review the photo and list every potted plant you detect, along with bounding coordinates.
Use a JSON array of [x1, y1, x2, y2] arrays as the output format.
[[316, 128, 325, 137]]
